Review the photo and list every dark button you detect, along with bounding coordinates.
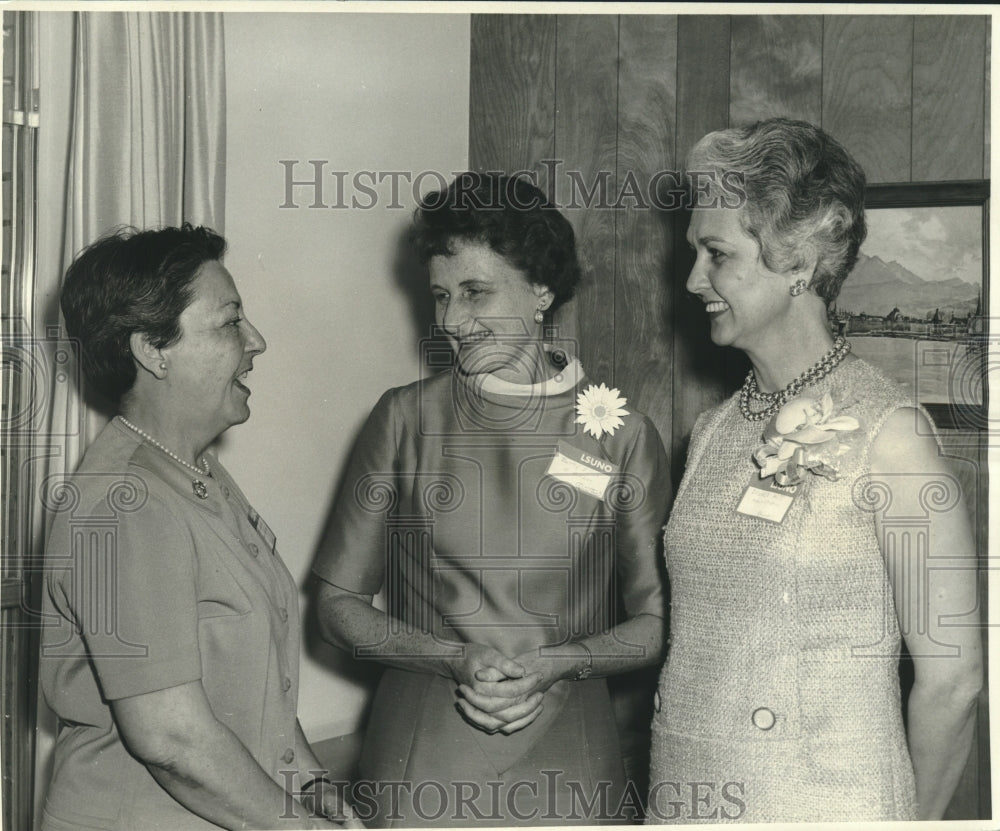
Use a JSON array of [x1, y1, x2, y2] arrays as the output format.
[[248, 543, 260, 557], [653, 690, 661, 713], [752, 707, 776, 731], [281, 748, 295, 764], [282, 676, 292, 692], [279, 607, 288, 623]]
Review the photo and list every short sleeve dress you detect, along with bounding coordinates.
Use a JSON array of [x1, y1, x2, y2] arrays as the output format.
[[648, 359, 918, 823], [313, 360, 672, 827], [40, 418, 301, 831]]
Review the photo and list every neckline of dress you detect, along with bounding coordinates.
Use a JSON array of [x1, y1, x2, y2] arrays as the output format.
[[458, 354, 585, 398]]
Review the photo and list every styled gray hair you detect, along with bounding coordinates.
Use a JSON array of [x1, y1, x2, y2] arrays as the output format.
[[687, 118, 867, 305]]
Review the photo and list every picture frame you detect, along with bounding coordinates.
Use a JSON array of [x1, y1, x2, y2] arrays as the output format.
[[832, 180, 990, 430]]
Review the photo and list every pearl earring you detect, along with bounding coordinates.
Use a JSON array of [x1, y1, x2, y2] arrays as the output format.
[[158, 361, 167, 371], [790, 278, 808, 297], [534, 308, 545, 324]]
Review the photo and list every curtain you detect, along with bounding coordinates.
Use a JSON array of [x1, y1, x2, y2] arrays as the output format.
[[32, 14, 226, 827], [65, 11, 226, 259]]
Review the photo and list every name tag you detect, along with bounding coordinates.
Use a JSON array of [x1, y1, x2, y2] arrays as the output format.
[[248, 506, 278, 553], [546, 440, 620, 501], [736, 473, 801, 524]]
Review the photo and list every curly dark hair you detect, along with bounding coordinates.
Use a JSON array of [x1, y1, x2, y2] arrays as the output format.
[[410, 172, 581, 312], [60, 223, 227, 402]]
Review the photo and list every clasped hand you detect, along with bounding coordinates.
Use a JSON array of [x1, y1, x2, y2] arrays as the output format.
[[451, 643, 559, 735]]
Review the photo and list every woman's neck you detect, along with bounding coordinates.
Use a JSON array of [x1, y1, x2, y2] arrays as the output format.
[[488, 340, 558, 385], [118, 400, 211, 467], [744, 318, 837, 393]]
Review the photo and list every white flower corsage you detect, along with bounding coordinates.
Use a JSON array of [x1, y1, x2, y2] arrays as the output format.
[[752, 392, 860, 486], [576, 383, 629, 439]]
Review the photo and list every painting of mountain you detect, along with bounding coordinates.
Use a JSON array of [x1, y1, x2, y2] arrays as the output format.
[[838, 253, 981, 320]]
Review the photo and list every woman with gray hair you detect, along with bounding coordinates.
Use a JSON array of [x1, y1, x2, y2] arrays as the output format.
[[647, 118, 981, 823]]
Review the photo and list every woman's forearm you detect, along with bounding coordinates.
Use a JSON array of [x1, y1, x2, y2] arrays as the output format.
[[907, 678, 980, 820], [142, 717, 333, 829], [555, 613, 665, 679], [317, 588, 463, 677], [113, 684, 335, 830]]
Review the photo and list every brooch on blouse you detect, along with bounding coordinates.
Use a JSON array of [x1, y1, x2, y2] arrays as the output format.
[[752, 392, 861, 487]]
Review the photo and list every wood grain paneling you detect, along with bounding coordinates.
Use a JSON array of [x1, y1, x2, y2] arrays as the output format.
[[674, 16, 731, 165], [730, 16, 822, 125], [823, 15, 912, 183], [615, 15, 678, 457], [553, 15, 619, 385], [986, 23, 991, 178], [672, 15, 731, 479], [913, 16, 987, 181], [469, 15, 556, 175]]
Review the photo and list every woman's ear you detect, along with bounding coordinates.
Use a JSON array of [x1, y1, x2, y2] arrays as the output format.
[[533, 284, 555, 311], [129, 332, 167, 380], [792, 244, 819, 283]]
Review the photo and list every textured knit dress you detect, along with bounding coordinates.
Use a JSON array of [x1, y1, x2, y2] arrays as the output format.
[[315, 358, 672, 827], [649, 358, 918, 823]]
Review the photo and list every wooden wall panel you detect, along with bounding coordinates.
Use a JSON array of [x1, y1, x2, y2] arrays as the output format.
[[672, 15, 731, 478], [986, 23, 991, 178], [730, 16, 823, 125], [913, 16, 988, 181], [823, 16, 913, 183], [615, 15, 678, 459], [553, 15, 619, 385], [674, 16, 731, 165], [468, 15, 556, 175]]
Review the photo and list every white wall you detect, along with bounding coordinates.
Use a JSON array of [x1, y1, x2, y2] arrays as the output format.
[[221, 11, 470, 741]]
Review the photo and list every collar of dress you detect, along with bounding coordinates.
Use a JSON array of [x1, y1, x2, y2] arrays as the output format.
[[461, 353, 585, 398]]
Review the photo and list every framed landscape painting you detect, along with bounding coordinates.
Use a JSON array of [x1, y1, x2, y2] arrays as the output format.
[[831, 181, 989, 429]]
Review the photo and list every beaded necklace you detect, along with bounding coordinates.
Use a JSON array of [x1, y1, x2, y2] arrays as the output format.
[[738, 336, 851, 422], [118, 417, 212, 498]]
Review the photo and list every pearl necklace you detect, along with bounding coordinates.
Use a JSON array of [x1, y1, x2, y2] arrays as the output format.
[[118, 417, 212, 477], [738, 336, 851, 422]]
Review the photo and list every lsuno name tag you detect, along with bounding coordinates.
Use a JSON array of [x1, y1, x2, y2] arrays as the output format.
[[736, 473, 801, 524], [248, 506, 278, 553], [546, 440, 620, 501]]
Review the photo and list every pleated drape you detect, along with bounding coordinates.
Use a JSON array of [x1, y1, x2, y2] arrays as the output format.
[[64, 11, 226, 261]]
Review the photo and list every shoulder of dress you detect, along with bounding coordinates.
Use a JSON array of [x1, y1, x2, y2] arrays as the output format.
[[836, 359, 914, 423], [383, 370, 451, 406]]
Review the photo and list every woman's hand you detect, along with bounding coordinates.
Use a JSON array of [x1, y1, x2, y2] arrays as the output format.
[[449, 643, 546, 735], [448, 642, 527, 689], [302, 781, 365, 828], [454, 646, 572, 735]]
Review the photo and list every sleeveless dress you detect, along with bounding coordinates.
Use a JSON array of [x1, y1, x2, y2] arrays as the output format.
[[649, 359, 918, 823], [314, 360, 672, 827]]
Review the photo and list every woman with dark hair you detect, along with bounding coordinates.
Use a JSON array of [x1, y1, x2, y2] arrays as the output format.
[[314, 173, 672, 826], [41, 225, 355, 830], [647, 119, 982, 823]]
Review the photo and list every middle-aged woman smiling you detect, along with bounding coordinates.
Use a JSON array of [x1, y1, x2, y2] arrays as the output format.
[[41, 225, 354, 830], [647, 118, 982, 823], [313, 173, 672, 827]]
